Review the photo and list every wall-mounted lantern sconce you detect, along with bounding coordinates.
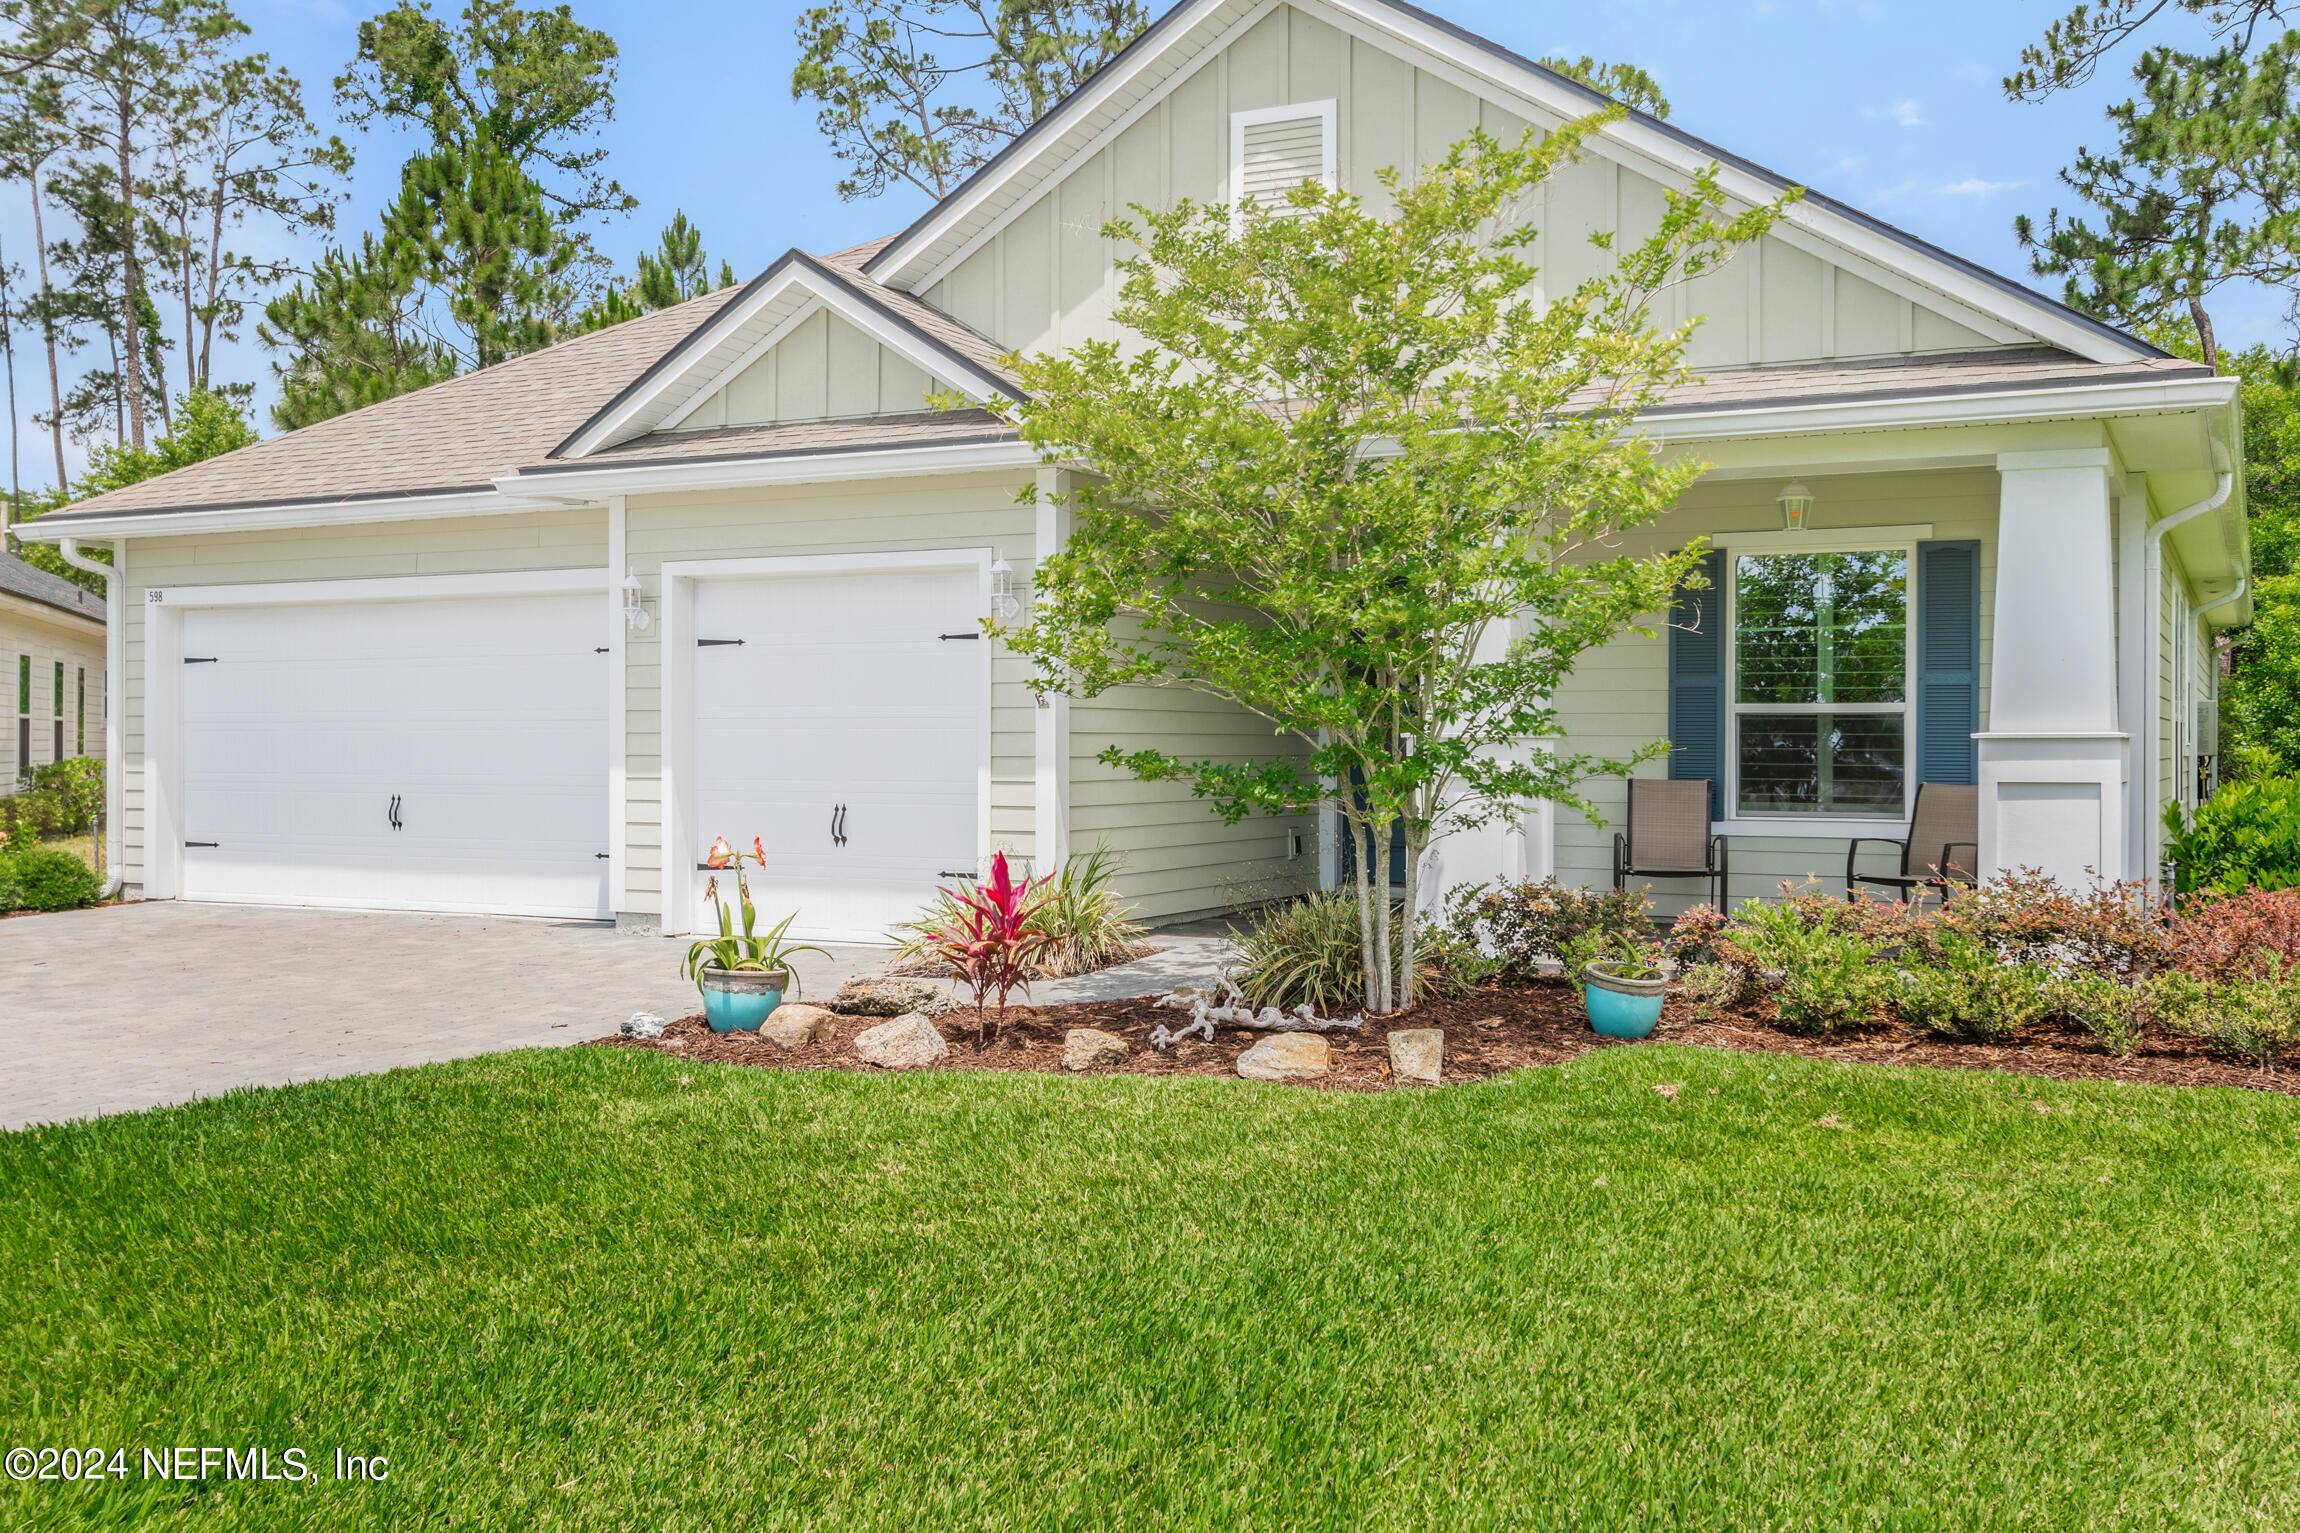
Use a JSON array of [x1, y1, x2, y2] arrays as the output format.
[[622, 566, 651, 632], [990, 551, 1021, 622]]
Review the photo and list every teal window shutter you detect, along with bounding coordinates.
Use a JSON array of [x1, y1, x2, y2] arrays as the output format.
[[1916, 539, 1980, 786], [1667, 549, 1727, 819]]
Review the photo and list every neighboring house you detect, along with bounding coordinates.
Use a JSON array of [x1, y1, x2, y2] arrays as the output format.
[[21, 0, 2245, 935], [0, 549, 106, 790]]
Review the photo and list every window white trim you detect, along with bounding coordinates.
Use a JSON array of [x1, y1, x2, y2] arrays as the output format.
[[1709, 524, 1933, 553], [1229, 99, 1338, 232], [1724, 539, 1920, 823]]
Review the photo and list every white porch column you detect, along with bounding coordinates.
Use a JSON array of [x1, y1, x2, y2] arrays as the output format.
[[1032, 466, 1071, 876], [1979, 449, 2130, 883]]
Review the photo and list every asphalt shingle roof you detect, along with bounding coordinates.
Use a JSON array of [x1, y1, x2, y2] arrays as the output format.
[[43, 288, 743, 522], [0, 548, 104, 624]]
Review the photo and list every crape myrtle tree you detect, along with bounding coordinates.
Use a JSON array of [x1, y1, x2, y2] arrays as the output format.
[[986, 113, 1789, 1012]]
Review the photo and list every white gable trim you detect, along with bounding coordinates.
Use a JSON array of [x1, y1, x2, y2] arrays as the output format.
[[558, 257, 1016, 460], [868, 0, 2150, 365]]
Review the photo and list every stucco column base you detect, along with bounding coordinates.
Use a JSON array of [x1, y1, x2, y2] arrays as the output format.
[[614, 911, 663, 936], [1975, 733, 2130, 885]]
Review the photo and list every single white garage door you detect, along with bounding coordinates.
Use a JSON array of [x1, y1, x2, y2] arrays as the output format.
[[689, 565, 984, 943], [181, 592, 610, 918]]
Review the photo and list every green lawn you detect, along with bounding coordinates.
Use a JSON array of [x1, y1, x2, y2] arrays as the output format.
[[3, 1046, 2297, 1530]]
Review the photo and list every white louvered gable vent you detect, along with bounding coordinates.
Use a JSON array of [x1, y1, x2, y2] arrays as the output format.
[[1230, 101, 1337, 227]]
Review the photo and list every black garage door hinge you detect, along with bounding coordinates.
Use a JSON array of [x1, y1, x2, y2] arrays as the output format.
[[184, 656, 218, 664], [697, 638, 745, 647], [938, 632, 980, 640], [185, 841, 218, 848]]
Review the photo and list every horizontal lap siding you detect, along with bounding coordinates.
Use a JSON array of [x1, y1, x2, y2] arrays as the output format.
[[624, 473, 1039, 916], [118, 509, 606, 892], [1551, 468, 2000, 920], [1069, 681, 1315, 925]]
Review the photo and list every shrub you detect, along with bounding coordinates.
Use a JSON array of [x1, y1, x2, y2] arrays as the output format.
[[894, 846, 1151, 979], [1681, 961, 1751, 1017], [0, 755, 103, 845], [1446, 877, 1652, 982], [2149, 970, 2300, 1067], [7, 846, 101, 911], [1939, 871, 2169, 979], [2164, 777, 2300, 895], [2167, 887, 2300, 981], [1235, 890, 1456, 1013], [2045, 973, 2149, 1057], [1666, 903, 1729, 967], [1726, 902, 1895, 1034]]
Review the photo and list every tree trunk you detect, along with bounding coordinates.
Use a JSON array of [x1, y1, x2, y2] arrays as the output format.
[[1370, 812, 1394, 1013], [2189, 295, 2219, 375], [2, 236, 18, 548], [115, 94, 145, 450], [1397, 821, 1424, 1010], [1349, 807, 1380, 1014], [26, 171, 64, 493]]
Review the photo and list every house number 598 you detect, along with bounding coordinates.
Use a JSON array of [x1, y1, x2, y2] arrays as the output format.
[[147, 589, 165, 603]]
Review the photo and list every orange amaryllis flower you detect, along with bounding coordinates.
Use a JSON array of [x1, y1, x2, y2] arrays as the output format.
[[753, 836, 767, 866], [706, 836, 734, 868]]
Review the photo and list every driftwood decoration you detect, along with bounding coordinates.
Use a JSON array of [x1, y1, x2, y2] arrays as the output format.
[[1146, 978, 1364, 1051]]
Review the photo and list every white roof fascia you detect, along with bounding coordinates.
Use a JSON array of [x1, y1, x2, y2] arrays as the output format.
[[561, 263, 1017, 460], [872, 0, 2143, 364], [16, 488, 583, 542], [500, 438, 1040, 498], [1640, 374, 2236, 445]]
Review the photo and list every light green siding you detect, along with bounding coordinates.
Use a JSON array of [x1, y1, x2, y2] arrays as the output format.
[[675, 308, 952, 431], [915, 3, 2013, 369], [1550, 468, 2001, 918]]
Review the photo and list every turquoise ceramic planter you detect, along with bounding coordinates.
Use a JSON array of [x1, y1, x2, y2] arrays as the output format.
[[699, 968, 787, 1034], [1583, 962, 1666, 1039]]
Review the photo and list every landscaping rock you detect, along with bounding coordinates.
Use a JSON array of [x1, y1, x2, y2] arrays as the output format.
[[1236, 1033, 1330, 1081], [1063, 1028, 1131, 1071], [619, 1012, 667, 1039], [832, 977, 959, 1018], [1387, 1028, 1443, 1086], [853, 1012, 950, 1069], [761, 1004, 837, 1050]]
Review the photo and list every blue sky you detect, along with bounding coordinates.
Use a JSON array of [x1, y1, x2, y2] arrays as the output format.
[[0, 0, 2269, 488]]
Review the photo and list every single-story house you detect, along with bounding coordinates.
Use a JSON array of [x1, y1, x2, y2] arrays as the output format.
[[1, 548, 106, 789], [22, 0, 2246, 936]]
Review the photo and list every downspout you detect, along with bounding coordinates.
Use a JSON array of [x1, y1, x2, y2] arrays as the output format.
[[2143, 449, 2233, 886], [57, 537, 123, 900]]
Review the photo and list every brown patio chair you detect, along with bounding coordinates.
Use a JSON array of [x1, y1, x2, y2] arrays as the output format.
[[1613, 778, 1727, 908], [1846, 782, 1980, 903]]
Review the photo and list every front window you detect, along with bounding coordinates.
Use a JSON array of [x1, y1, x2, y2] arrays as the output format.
[[1731, 549, 1910, 816]]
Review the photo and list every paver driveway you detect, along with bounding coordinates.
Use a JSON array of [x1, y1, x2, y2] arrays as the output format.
[[0, 901, 884, 1130]]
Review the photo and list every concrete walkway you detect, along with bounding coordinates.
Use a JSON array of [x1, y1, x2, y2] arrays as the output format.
[[1, 902, 1242, 1130]]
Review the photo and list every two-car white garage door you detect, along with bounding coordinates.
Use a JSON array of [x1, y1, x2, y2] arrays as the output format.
[[172, 563, 987, 937], [180, 591, 614, 919]]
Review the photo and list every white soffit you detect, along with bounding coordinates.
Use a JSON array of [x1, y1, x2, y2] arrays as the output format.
[[864, 0, 2152, 366]]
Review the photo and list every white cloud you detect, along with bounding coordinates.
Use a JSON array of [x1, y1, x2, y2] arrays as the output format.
[[1939, 176, 2021, 199], [1864, 98, 1924, 129]]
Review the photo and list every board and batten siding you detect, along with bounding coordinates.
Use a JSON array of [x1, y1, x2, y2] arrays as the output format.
[[674, 308, 952, 431], [1548, 468, 2000, 919], [914, 3, 2005, 372], [116, 508, 608, 891]]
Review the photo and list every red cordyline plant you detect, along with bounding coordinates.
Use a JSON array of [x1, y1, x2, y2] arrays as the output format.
[[925, 852, 1054, 1046]]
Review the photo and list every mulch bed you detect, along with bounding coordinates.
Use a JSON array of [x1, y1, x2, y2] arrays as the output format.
[[588, 984, 2300, 1098]]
